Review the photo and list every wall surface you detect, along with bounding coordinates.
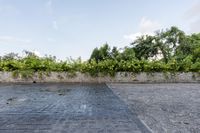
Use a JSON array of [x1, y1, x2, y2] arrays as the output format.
[[0, 72, 199, 83]]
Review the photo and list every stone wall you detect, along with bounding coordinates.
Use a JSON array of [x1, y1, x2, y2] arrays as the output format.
[[0, 72, 199, 83]]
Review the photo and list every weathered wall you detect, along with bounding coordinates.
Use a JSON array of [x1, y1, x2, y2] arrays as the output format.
[[0, 72, 199, 83]]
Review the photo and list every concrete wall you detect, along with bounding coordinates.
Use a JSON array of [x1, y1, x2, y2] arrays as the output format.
[[0, 72, 199, 83]]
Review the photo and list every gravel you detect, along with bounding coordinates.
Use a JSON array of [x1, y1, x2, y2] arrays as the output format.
[[108, 83, 200, 133]]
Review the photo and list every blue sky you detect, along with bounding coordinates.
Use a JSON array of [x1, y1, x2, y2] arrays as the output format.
[[0, 0, 200, 60]]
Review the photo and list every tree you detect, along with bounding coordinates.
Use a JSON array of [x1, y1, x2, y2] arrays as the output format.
[[156, 26, 186, 63], [110, 46, 119, 59], [189, 33, 200, 62], [98, 43, 111, 60], [89, 43, 111, 62], [2, 53, 19, 60], [132, 35, 158, 60], [90, 47, 100, 62], [117, 47, 136, 61], [23, 50, 38, 58], [132, 26, 187, 63]]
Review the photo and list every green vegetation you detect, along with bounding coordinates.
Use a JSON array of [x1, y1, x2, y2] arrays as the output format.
[[0, 27, 200, 77]]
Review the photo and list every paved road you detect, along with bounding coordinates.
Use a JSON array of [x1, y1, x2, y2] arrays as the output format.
[[108, 83, 200, 133], [0, 83, 150, 133]]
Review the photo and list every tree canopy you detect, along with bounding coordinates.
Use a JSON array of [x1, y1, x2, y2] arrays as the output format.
[[0, 26, 200, 76]]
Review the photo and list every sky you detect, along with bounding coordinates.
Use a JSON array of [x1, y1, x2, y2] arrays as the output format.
[[0, 0, 200, 60]]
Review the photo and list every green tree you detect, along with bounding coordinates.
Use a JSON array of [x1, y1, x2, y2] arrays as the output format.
[[132, 35, 158, 60], [2, 53, 19, 60], [156, 26, 186, 63], [90, 47, 100, 62], [132, 26, 187, 63], [89, 43, 111, 62], [111, 46, 119, 59], [117, 47, 136, 61]]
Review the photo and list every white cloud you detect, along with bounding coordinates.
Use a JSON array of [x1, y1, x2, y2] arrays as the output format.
[[22, 50, 42, 57], [33, 50, 42, 57], [124, 17, 161, 41], [139, 17, 161, 33], [124, 32, 142, 41], [124, 32, 155, 41], [0, 36, 31, 44]]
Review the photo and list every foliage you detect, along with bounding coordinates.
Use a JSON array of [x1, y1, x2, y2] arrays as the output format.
[[0, 26, 200, 77], [89, 43, 111, 62], [132, 35, 158, 60]]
